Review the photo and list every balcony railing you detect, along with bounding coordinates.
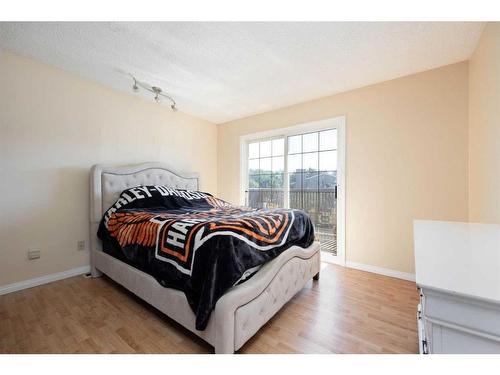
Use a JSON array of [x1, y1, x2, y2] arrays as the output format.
[[247, 188, 337, 255]]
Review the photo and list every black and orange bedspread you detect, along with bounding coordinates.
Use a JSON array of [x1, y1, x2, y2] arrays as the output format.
[[97, 186, 314, 330]]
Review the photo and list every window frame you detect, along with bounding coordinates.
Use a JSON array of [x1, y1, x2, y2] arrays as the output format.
[[239, 116, 346, 266]]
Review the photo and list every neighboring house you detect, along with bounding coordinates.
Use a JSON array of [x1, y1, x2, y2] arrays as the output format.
[[301, 171, 337, 189]]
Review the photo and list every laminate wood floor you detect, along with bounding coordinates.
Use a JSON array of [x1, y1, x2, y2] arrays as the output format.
[[0, 263, 419, 354]]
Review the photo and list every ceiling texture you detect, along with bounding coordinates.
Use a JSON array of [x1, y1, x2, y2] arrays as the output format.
[[0, 22, 485, 123]]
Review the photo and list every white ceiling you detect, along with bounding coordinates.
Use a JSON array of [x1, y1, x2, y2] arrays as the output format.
[[0, 22, 484, 123]]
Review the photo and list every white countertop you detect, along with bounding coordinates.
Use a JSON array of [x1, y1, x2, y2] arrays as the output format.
[[414, 220, 500, 302]]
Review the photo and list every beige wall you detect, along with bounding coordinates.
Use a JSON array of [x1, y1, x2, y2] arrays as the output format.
[[469, 23, 500, 224], [0, 50, 218, 286], [218, 62, 470, 274]]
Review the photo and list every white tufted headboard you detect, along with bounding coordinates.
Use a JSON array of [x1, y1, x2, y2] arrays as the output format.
[[89, 162, 199, 252]]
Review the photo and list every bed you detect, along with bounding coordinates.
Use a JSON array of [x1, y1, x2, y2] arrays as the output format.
[[89, 162, 320, 353]]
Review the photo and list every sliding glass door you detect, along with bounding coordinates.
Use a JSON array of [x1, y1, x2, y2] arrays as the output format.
[[245, 123, 341, 260], [287, 129, 338, 255]]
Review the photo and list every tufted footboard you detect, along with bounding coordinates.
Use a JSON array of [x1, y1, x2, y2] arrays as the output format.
[[213, 242, 321, 353]]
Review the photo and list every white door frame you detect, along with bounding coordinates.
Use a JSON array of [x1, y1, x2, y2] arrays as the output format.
[[239, 116, 346, 266]]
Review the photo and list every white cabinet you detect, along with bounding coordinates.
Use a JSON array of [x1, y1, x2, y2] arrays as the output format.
[[414, 220, 500, 354]]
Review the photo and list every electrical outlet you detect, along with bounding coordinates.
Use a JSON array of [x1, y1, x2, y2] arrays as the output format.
[[77, 240, 86, 251], [28, 249, 41, 260]]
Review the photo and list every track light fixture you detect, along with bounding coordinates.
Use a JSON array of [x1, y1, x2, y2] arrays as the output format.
[[129, 74, 177, 112]]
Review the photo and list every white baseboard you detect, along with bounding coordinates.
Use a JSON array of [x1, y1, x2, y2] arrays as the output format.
[[0, 265, 91, 296], [345, 261, 415, 281]]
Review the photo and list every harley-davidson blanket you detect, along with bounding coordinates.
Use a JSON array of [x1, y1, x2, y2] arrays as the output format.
[[97, 186, 314, 330]]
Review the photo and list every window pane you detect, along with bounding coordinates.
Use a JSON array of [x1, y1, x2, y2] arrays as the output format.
[[319, 187, 336, 210], [319, 182, 336, 247], [269, 190, 284, 208], [261, 190, 272, 208], [288, 154, 302, 172], [319, 171, 336, 189], [272, 156, 284, 172], [248, 174, 260, 188], [303, 171, 319, 189], [288, 135, 301, 154], [303, 132, 318, 152], [289, 172, 302, 210], [272, 173, 284, 188], [302, 152, 318, 171], [260, 157, 272, 173], [248, 190, 260, 208], [248, 159, 259, 173], [289, 172, 302, 190], [319, 129, 337, 151], [319, 150, 337, 171], [260, 140, 272, 157], [302, 190, 319, 222], [272, 138, 284, 156], [259, 174, 272, 188], [248, 142, 259, 159]]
